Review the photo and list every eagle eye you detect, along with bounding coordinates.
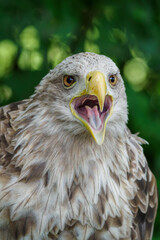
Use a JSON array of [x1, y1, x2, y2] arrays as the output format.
[[63, 75, 76, 88], [109, 75, 118, 86]]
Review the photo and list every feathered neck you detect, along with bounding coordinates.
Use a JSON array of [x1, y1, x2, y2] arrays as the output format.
[[12, 101, 130, 204], [6, 102, 134, 234]]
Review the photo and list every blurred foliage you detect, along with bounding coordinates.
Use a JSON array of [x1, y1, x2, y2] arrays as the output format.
[[0, 0, 160, 238]]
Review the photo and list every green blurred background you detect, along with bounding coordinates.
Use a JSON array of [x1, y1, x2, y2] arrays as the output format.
[[0, 0, 159, 238]]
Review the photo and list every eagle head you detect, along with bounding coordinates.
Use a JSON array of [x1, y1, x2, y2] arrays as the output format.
[[35, 52, 128, 145]]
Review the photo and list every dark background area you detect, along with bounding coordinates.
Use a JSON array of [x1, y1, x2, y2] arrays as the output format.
[[0, 0, 160, 238]]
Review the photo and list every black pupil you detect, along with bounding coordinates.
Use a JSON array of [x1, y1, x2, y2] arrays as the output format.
[[67, 77, 74, 84], [110, 76, 115, 82]]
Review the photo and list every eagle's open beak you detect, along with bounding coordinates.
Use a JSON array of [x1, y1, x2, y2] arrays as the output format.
[[70, 71, 113, 145]]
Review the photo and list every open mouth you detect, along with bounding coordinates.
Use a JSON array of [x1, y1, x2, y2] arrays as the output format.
[[71, 94, 113, 132]]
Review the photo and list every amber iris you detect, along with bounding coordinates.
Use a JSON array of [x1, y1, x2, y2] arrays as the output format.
[[109, 75, 118, 86], [63, 75, 76, 88]]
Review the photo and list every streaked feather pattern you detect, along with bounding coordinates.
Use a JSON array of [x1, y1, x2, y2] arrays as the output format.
[[0, 53, 157, 239]]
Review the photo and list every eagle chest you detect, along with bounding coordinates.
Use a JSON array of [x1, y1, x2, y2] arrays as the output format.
[[39, 154, 134, 239]]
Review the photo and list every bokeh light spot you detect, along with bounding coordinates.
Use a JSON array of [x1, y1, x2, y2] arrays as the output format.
[[18, 50, 43, 70], [84, 40, 100, 54], [86, 27, 100, 41], [19, 26, 40, 50], [18, 50, 30, 70], [130, 47, 145, 59], [47, 37, 70, 67], [0, 85, 12, 103], [30, 51, 43, 70], [0, 40, 17, 77], [123, 57, 148, 91], [109, 28, 127, 44], [104, 5, 115, 21]]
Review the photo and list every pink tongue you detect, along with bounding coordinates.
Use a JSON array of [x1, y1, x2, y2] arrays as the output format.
[[85, 105, 102, 130]]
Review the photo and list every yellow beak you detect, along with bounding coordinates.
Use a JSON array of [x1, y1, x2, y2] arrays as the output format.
[[70, 71, 113, 145], [86, 71, 106, 111]]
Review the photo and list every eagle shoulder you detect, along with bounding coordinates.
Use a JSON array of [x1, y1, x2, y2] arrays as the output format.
[[0, 100, 29, 168], [126, 131, 158, 240]]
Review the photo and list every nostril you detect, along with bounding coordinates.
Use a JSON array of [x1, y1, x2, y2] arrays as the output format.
[[88, 76, 92, 82]]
